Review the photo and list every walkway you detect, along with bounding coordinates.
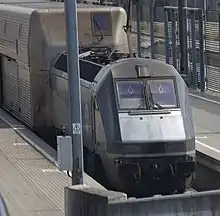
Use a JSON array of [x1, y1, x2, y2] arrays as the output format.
[[190, 92, 220, 162], [0, 108, 104, 216]]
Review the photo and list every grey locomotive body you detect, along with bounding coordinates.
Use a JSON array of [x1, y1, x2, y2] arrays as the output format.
[[51, 49, 196, 196]]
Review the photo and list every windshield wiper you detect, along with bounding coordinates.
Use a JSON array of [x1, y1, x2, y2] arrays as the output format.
[[152, 99, 164, 109], [128, 83, 163, 112], [146, 84, 164, 110], [127, 85, 146, 113]]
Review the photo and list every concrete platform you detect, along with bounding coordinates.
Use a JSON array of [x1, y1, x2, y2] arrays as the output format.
[[190, 94, 220, 164], [0, 108, 105, 216]]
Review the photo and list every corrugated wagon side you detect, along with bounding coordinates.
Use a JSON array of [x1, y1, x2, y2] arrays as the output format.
[[0, 4, 66, 139], [0, 5, 35, 127]]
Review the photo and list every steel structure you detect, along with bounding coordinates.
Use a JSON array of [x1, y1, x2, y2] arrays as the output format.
[[164, 6, 205, 91]]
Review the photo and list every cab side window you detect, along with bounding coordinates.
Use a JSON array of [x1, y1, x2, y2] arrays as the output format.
[[54, 53, 67, 72]]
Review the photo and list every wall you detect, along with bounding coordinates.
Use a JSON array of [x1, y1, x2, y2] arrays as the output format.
[[65, 185, 220, 216]]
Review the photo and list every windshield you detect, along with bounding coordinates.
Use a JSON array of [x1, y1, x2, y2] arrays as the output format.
[[115, 78, 178, 110], [116, 80, 146, 109], [148, 79, 177, 108]]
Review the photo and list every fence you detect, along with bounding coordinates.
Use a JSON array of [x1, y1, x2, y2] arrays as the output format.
[[205, 8, 220, 93], [164, 6, 205, 91], [108, 0, 220, 94]]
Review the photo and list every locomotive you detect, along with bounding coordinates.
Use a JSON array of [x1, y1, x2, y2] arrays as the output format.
[[0, 2, 196, 196], [51, 49, 196, 196]]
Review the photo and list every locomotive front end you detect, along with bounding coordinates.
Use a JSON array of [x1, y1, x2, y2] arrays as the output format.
[[94, 58, 196, 197]]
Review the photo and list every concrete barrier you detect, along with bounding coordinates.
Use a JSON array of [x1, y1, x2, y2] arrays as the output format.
[[64, 185, 127, 216], [65, 185, 220, 216]]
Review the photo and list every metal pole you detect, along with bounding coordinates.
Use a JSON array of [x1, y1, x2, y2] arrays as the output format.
[[218, 5, 220, 52], [191, 11, 197, 90], [171, 9, 177, 69], [198, 8, 205, 92], [178, 0, 187, 74], [136, 0, 141, 57], [149, 0, 155, 59], [64, 0, 84, 185], [164, 7, 170, 64]]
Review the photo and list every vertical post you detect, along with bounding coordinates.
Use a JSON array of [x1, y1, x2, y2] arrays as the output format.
[[149, 0, 155, 59], [64, 0, 84, 184], [193, 0, 196, 7], [171, 9, 177, 69], [136, 0, 141, 57], [183, 7, 189, 78], [203, 0, 207, 90], [204, 0, 207, 10], [191, 10, 197, 90], [116, 0, 120, 6], [198, 8, 205, 92], [164, 7, 170, 64], [218, 5, 220, 52], [140, 3, 143, 22], [178, 0, 188, 74]]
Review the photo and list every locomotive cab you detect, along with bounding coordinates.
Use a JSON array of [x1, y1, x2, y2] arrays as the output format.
[[93, 58, 196, 196]]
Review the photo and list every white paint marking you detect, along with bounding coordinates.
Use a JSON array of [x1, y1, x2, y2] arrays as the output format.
[[195, 136, 208, 139], [13, 142, 28, 146], [189, 93, 220, 105], [13, 127, 25, 130], [196, 140, 220, 154], [42, 168, 60, 173]]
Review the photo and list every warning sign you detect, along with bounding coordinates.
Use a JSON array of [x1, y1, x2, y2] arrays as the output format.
[[72, 123, 81, 134]]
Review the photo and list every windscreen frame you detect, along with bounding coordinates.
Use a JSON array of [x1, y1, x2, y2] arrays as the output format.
[[114, 76, 180, 111], [91, 11, 112, 37]]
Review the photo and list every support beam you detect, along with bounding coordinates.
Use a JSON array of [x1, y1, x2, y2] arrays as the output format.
[[136, 0, 141, 57], [149, 0, 155, 59], [178, 0, 188, 74]]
